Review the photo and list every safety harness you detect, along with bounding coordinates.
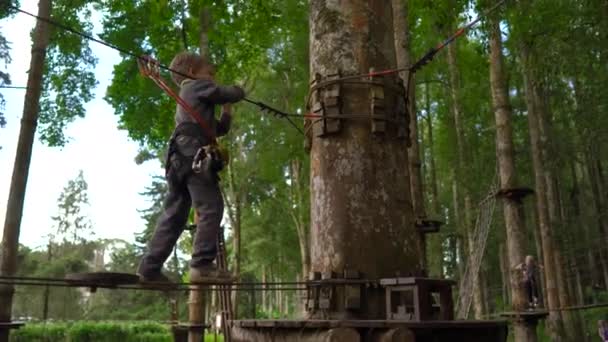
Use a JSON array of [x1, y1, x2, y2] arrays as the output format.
[[137, 56, 228, 180]]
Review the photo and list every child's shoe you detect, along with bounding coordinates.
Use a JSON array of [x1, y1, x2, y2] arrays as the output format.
[[190, 264, 232, 282], [138, 271, 171, 283]]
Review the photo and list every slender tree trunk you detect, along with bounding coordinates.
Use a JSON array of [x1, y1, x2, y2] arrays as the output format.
[[0, 2, 52, 340], [586, 152, 608, 287], [290, 160, 310, 280], [424, 82, 443, 277], [261, 267, 267, 313], [446, 24, 485, 319], [570, 161, 594, 303], [392, 0, 426, 271], [42, 242, 52, 321], [309, 0, 419, 319], [452, 175, 466, 281], [499, 243, 511, 305], [488, 15, 536, 341], [537, 85, 581, 341], [199, 8, 210, 59], [226, 165, 242, 317], [425, 83, 440, 217], [520, 44, 564, 341]]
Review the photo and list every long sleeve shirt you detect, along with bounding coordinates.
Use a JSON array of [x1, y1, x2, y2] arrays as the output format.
[[175, 78, 245, 138]]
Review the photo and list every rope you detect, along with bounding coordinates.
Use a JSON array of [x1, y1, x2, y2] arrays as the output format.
[[455, 175, 499, 319]]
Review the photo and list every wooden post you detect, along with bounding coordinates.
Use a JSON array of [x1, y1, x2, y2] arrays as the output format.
[[188, 211, 206, 341], [0, 1, 53, 341], [371, 328, 415, 342], [188, 285, 206, 342]]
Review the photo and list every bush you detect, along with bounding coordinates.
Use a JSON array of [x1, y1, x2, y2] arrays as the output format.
[[10, 322, 172, 342], [11, 323, 68, 342]]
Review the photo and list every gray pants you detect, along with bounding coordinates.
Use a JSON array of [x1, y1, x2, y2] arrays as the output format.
[[138, 150, 224, 276]]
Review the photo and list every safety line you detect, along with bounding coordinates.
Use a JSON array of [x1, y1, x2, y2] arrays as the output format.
[[0, 279, 306, 292], [0, 274, 377, 287]]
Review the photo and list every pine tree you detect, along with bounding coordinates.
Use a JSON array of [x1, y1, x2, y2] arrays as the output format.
[[51, 170, 93, 244]]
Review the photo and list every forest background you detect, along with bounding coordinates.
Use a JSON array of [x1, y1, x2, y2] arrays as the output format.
[[0, 0, 606, 341]]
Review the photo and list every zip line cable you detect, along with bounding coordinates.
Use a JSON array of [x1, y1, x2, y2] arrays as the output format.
[[8, 0, 508, 134], [0, 85, 27, 89], [7, 4, 306, 134]]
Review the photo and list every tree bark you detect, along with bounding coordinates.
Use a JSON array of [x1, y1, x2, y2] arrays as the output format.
[[488, 14, 536, 341], [392, 0, 426, 271], [520, 44, 564, 341], [309, 0, 419, 319], [0, 1, 52, 340]]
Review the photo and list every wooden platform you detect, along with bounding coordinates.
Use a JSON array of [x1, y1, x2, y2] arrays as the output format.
[[499, 310, 549, 323], [495, 187, 534, 201], [65, 272, 139, 286], [231, 319, 508, 342], [415, 218, 443, 234], [0, 321, 26, 331], [64, 272, 234, 290]]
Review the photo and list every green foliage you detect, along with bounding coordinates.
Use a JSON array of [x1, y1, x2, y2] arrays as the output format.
[[0, 2, 15, 135], [38, 0, 98, 147], [10, 321, 224, 342], [10, 322, 172, 342]]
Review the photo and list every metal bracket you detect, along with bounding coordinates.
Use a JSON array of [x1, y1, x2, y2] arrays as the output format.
[[344, 269, 361, 310], [396, 78, 410, 141], [369, 69, 387, 134], [311, 71, 342, 137]]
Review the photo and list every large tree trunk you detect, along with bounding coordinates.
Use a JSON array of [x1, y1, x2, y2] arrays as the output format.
[[488, 14, 536, 341], [0, 1, 52, 340], [392, 0, 426, 270], [309, 0, 420, 319], [520, 44, 564, 341]]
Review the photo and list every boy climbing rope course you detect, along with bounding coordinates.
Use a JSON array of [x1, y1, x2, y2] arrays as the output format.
[[136, 51, 245, 283]]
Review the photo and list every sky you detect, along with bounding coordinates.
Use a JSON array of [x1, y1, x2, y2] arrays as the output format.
[[0, 1, 163, 250]]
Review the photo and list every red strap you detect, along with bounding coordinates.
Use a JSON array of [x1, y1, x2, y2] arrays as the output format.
[[150, 76, 217, 144], [138, 56, 217, 144]]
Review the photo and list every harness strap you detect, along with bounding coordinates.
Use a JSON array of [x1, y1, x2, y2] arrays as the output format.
[[138, 56, 217, 145]]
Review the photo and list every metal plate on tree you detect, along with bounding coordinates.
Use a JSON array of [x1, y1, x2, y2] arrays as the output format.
[[65, 272, 139, 286]]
